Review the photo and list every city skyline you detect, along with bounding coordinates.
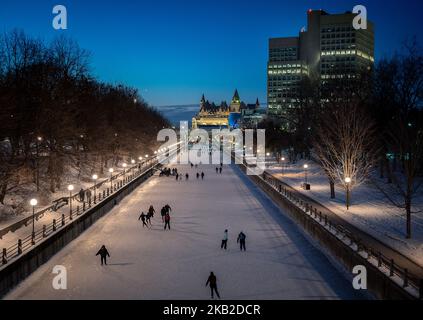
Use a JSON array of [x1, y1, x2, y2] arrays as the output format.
[[0, 0, 422, 106]]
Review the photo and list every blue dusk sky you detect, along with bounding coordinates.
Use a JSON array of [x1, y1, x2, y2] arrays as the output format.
[[0, 0, 422, 106]]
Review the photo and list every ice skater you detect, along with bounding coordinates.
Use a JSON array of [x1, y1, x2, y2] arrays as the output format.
[[148, 205, 155, 218], [216, 167, 219, 174], [161, 206, 167, 222], [186, 173, 189, 180], [164, 213, 171, 230], [138, 211, 148, 228], [196, 172, 200, 179], [96, 245, 110, 266], [146, 212, 152, 226], [237, 231, 246, 251], [205, 272, 220, 299], [219, 167, 222, 174], [165, 204, 172, 214], [201, 172, 205, 180], [221, 229, 228, 250]]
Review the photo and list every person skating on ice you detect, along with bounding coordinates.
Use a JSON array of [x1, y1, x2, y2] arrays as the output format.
[[221, 229, 228, 250], [161, 206, 166, 222], [237, 231, 246, 251], [205, 272, 220, 299], [96, 245, 110, 265], [148, 205, 155, 218], [164, 212, 171, 230], [138, 211, 148, 228]]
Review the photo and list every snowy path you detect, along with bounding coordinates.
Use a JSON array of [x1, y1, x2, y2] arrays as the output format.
[[5, 163, 365, 300]]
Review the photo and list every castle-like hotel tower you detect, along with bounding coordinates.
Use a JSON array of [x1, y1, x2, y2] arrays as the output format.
[[192, 90, 259, 129]]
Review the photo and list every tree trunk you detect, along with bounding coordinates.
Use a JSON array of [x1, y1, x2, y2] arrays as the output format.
[[0, 181, 7, 204], [329, 180, 335, 199], [379, 158, 384, 179], [406, 198, 411, 239]]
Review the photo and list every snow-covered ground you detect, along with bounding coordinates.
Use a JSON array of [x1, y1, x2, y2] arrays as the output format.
[[5, 160, 364, 300], [267, 160, 423, 267], [0, 166, 135, 251]]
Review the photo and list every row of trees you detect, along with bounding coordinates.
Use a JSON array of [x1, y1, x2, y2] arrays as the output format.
[[262, 40, 423, 238], [0, 30, 169, 211]]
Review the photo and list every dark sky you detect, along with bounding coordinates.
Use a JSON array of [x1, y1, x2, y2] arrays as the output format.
[[1, 0, 422, 106]]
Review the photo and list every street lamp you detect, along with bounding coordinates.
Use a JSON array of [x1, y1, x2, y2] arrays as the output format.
[[122, 163, 127, 181], [92, 174, 98, 203], [30, 198, 38, 245], [281, 157, 286, 175], [109, 168, 114, 190], [67, 185, 74, 217], [36, 137, 42, 191], [345, 177, 352, 210], [303, 164, 309, 184]]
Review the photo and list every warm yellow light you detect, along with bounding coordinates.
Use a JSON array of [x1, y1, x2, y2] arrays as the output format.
[[304, 164, 309, 169], [109, 168, 114, 173], [345, 177, 352, 184], [67, 185, 74, 191], [92, 174, 98, 180], [30, 199, 38, 206]]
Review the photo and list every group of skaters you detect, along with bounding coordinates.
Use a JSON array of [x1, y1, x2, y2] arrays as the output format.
[[220, 229, 247, 251], [138, 204, 172, 230], [160, 167, 177, 177]]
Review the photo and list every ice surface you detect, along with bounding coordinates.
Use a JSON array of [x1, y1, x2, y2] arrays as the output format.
[[5, 162, 365, 300]]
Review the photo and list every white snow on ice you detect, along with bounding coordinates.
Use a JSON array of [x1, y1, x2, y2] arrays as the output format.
[[5, 161, 365, 300]]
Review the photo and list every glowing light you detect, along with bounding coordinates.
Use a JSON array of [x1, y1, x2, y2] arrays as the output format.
[[67, 185, 74, 192], [303, 164, 309, 169], [92, 174, 98, 180], [109, 168, 114, 173], [345, 177, 352, 184], [30, 199, 38, 206]]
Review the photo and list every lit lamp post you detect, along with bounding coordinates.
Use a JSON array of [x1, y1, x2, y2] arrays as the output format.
[[36, 136, 42, 191], [303, 164, 309, 184], [92, 174, 98, 203], [281, 157, 286, 176], [345, 177, 352, 210], [30, 198, 38, 245], [109, 168, 114, 190], [122, 163, 127, 183], [67, 185, 74, 218]]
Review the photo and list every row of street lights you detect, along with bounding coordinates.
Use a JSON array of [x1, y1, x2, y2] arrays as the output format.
[[28, 152, 159, 245], [29, 155, 153, 245], [278, 158, 352, 209]]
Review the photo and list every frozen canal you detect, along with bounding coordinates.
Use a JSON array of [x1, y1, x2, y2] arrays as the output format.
[[6, 162, 365, 300]]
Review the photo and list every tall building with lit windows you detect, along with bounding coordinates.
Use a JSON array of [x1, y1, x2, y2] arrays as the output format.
[[267, 9, 374, 122]]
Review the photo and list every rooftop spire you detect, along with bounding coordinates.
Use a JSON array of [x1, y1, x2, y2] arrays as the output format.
[[232, 89, 240, 104]]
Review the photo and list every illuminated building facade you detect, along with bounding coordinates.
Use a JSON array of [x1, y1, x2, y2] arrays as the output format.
[[267, 9, 374, 123], [192, 90, 260, 130]]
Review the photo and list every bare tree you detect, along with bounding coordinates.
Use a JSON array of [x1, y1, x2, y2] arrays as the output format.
[[314, 100, 379, 209], [373, 39, 423, 238]]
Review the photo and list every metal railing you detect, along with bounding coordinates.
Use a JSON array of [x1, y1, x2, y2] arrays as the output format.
[[229, 147, 421, 299], [1, 144, 181, 268], [258, 170, 421, 297]]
